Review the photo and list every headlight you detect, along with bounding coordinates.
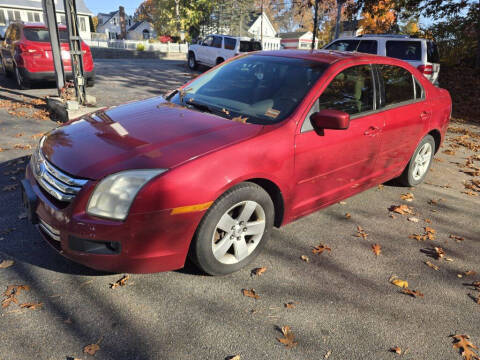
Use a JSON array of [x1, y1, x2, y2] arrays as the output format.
[[87, 169, 166, 220]]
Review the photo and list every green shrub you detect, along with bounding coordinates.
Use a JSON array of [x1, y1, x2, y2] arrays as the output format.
[[136, 43, 145, 51]]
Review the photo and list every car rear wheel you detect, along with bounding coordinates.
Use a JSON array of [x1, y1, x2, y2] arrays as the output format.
[[14, 65, 30, 89], [398, 134, 435, 186], [1, 58, 12, 78], [190, 182, 274, 276], [188, 53, 198, 70]]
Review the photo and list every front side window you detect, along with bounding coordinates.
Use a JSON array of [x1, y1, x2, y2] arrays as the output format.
[[224, 37, 236, 50], [386, 41, 421, 61], [212, 36, 222, 48], [326, 39, 359, 52], [317, 65, 375, 115], [168, 55, 327, 125], [357, 40, 377, 54], [202, 36, 213, 47], [378, 64, 415, 106]]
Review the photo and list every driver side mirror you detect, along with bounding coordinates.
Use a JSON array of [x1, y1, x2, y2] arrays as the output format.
[[310, 109, 350, 131]]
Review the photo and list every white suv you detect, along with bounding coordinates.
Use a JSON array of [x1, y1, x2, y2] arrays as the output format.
[[324, 35, 440, 85], [188, 34, 262, 69]]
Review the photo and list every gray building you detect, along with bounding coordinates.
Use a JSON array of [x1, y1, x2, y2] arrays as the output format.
[[0, 0, 94, 39]]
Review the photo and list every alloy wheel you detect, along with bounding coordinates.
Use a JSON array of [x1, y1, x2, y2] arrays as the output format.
[[412, 142, 432, 181], [211, 200, 266, 264]]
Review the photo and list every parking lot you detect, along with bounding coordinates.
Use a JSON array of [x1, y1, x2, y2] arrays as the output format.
[[0, 59, 479, 360]]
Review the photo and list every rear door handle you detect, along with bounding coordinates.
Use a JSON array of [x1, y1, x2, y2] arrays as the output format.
[[364, 126, 381, 136]]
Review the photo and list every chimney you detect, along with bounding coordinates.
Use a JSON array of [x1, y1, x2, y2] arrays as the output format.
[[119, 6, 127, 40]]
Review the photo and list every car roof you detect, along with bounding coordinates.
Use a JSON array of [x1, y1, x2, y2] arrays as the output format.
[[332, 36, 426, 42], [256, 49, 385, 64]]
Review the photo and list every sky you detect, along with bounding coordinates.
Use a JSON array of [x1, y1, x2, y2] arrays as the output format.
[[84, 0, 142, 16]]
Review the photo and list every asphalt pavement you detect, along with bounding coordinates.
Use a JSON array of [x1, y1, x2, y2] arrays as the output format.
[[0, 59, 479, 360]]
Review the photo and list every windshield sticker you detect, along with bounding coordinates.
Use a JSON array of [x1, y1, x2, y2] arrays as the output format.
[[265, 108, 280, 119]]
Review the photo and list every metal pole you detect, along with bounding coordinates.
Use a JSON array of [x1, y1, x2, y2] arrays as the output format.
[[334, 0, 345, 40], [260, 0, 264, 44], [42, 0, 65, 95], [63, 0, 86, 104], [312, 0, 319, 50]]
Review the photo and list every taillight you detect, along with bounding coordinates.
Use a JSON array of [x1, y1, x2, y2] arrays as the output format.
[[18, 44, 37, 55], [417, 64, 433, 75]]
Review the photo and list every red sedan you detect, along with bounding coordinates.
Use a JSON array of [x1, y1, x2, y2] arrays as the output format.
[[21, 50, 451, 275]]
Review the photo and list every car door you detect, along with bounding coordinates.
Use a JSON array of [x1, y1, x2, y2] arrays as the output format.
[[223, 36, 237, 60], [210, 35, 223, 65], [292, 64, 385, 217], [374, 64, 431, 175]]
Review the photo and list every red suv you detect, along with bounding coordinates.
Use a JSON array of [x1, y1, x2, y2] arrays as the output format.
[[21, 50, 451, 275], [0, 22, 95, 89]]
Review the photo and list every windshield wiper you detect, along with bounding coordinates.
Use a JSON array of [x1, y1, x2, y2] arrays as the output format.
[[185, 99, 215, 114]]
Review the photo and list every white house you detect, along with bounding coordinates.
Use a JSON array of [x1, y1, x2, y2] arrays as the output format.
[[96, 8, 134, 40], [246, 12, 280, 50], [126, 21, 156, 40], [279, 31, 319, 50], [0, 0, 94, 40]]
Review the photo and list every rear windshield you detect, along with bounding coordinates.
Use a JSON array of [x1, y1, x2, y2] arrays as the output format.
[[386, 41, 421, 61], [427, 41, 440, 63], [239, 41, 262, 52], [24, 28, 69, 43]]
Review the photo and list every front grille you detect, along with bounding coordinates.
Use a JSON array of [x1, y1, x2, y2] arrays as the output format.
[[31, 140, 88, 202]]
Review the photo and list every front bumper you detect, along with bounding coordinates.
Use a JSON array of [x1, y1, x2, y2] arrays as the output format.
[[22, 164, 203, 273], [19, 67, 95, 83]]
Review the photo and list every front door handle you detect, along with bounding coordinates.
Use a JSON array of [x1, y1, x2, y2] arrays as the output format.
[[364, 126, 381, 136]]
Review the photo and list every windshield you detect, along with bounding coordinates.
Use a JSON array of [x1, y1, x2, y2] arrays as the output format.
[[169, 55, 327, 125], [24, 28, 69, 43]]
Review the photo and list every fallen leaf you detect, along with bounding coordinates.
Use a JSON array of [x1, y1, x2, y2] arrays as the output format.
[[276, 325, 298, 348], [450, 234, 465, 242], [443, 149, 456, 155], [391, 278, 409, 288], [372, 244, 381, 256], [300, 255, 309, 262], [324, 350, 332, 358], [110, 275, 129, 289], [377, 184, 384, 189], [400, 193, 414, 202], [401, 288, 424, 298], [389, 204, 414, 215], [407, 217, 420, 223], [463, 270, 477, 277], [0, 259, 14, 268], [312, 244, 331, 255], [13, 144, 32, 150], [345, 213, 351, 219], [355, 225, 368, 239], [242, 289, 260, 300], [83, 343, 100, 356], [19, 302, 43, 310], [450, 334, 480, 360], [390, 346, 402, 354], [284, 302, 297, 309], [227, 356, 241, 360], [434, 246, 446, 259], [425, 261, 439, 271], [251, 267, 267, 276]]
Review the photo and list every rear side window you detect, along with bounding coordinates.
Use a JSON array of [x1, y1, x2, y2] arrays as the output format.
[[318, 65, 374, 115], [427, 41, 440, 63], [357, 40, 377, 54], [414, 79, 424, 99], [239, 41, 262, 52], [326, 39, 359, 51], [24, 28, 69, 43], [386, 41, 421, 61], [212, 36, 222, 48], [224, 37, 236, 50], [378, 65, 414, 106]]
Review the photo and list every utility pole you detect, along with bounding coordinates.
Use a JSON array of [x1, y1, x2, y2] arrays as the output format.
[[334, 0, 346, 40], [260, 0, 264, 44], [311, 0, 319, 50]]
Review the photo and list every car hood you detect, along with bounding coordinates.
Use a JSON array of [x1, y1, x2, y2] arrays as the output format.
[[41, 97, 263, 179]]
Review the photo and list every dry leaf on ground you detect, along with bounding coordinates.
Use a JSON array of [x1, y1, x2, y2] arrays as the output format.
[[300, 255, 309, 262], [0, 260, 14, 268], [400, 193, 414, 201], [401, 288, 424, 298], [110, 275, 129, 289], [276, 326, 298, 348], [324, 350, 332, 358], [390, 346, 402, 354], [389, 204, 414, 215], [355, 225, 368, 239], [251, 267, 267, 276], [425, 261, 439, 271], [372, 244, 381, 256], [450, 234, 465, 242], [345, 213, 351, 219], [242, 289, 260, 300], [450, 334, 480, 360], [284, 302, 297, 309], [312, 244, 331, 255], [390, 277, 409, 288], [84, 342, 101, 356], [19, 302, 43, 310]]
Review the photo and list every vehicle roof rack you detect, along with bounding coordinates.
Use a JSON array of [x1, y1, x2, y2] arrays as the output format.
[[358, 34, 410, 38]]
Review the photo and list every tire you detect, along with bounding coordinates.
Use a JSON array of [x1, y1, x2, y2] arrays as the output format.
[[397, 134, 435, 186], [14, 65, 30, 89], [188, 52, 198, 70], [1, 58, 12, 78], [216, 57, 224, 65], [190, 182, 274, 276]]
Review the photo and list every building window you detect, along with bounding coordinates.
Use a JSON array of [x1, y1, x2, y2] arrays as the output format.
[[14, 11, 21, 20], [27, 12, 34, 22], [7, 10, 13, 21], [113, 17, 117, 25], [79, 17, 86, 32], [0, 10, 5, 25], [34, 13, 41, 22]]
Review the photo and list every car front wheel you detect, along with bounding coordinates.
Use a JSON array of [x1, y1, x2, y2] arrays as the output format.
[[398, 134, 435, 186], [190, 182, 274, 275], [188, 53, 198, 70]]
